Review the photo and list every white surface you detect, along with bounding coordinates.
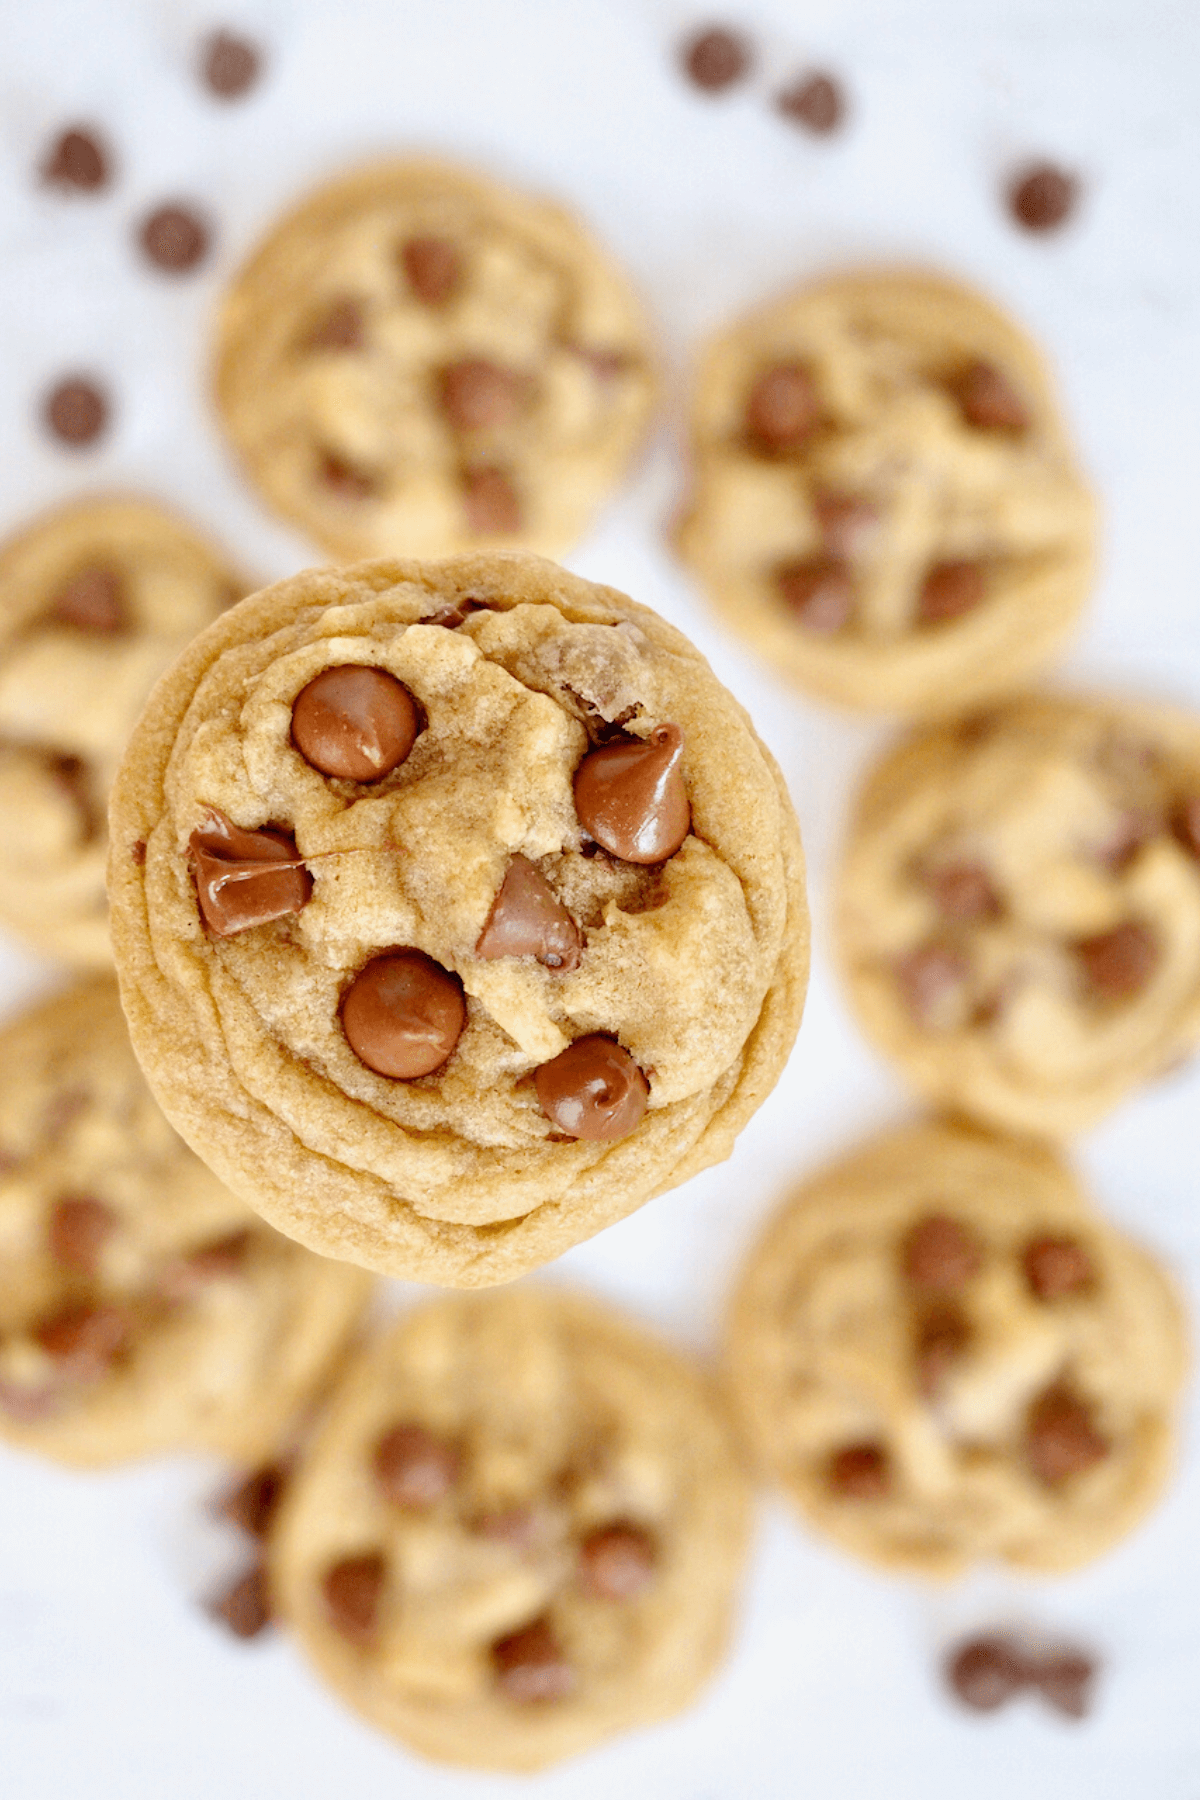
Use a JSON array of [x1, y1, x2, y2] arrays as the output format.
[[1, 1, 1198, 1794]]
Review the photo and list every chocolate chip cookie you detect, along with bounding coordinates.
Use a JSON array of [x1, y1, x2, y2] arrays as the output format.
[[270, 1288, 752, 1770], [0, 978, 373, 1466], [107, 552, 808, 1284], [838, 694, 1200, 1136], [0, 495, 247, 966], [727, 1123, 1186, 1577], [674, 270, 1095, 714], [213, 160, 658, 562]]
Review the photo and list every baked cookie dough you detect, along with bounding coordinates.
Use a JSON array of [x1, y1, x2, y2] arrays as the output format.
[[0, 978, 373, 1466], [213, 160, 658, 562], [0, 495, 248, 966], [727, 1123, 1186, 1577], [674, 270, 1095, 714], [838, 694, 1200, 1136], [270, 1287, 752, 1771], [107, 552, 807, 1284]]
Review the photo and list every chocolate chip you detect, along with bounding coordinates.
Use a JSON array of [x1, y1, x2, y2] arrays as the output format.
[[917, 561, 987, 626], [813, 492, 880, 560], [954, 361, 1030, 432], [577, 1523, 656, 1601], [1026, 1387, 1108, 1486], [896, 942, 971, 1030], [373, 1423, 461, 1510], [1172, 796, 1200, 859], [745, 363, 820, 453], [776, 559, 854, 633], [474, 1507, 542, 1549], [1076, 920, 1158, 1001], [401, 236, 462, 306], [439, 359, 525, 431], [49, 565, 127, 633], [903, 1215, 982, 1293], [41, 127, 110, 192], [1096, 808, 1159, 873], [138, 204, 211, 272], [915, 1306, 971, 1399], [574, 723, 690, 864], [946, 1635, 1027, 1712], [48, 754, 97, 841], [200, 30, 263, 100], [216, 1463, 289, 1540], [462, 466, 522, 535], [925, 861, 1001, 923], [35, 1302, 130, 1377], [322, 1552, 385, 1644], [190, 809, 312, 937], [319, 450, 375, 500], [775, 72, 845, 134], [160, 1229, 254, 1300], [1023, 1236, 1096, 1301], [534, 1035, 649, 1142], [492, 1617, 576, 1703], [291, 666, 420, 783], [47, 1195, 117, 1276], [341, 950, 466, 1079], [476, 855, 582, 970], [1008, 163, 1079, 233], [679, 25, 751, 92], [43, 377, 109, 446], [827, 1442, 890, 1499], [422, 597, 488, 630], [130, 839, 147, 866], [209, 1562, 271, 1639], [305, 298, 364, 351], [1028, 1647, 1097, 1719]]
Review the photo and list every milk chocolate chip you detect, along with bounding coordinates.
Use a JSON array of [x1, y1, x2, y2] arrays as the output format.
[[896, 942, 971, 1030], [827, 1442, 890, 1499], [1026, 1387, 1108, 1486], [680, 25, 751, 92], [341, 951, 465, 1079], [322, 1552, 385, 1644], [925, 861, 1001, 923], [1028, 1647, 1097, 1719], [946, 1635, 1027, 1712], [578, 1523, 656, 1601], [44, 377, 108, 446], [1023, 1236, 1095, 1301], [306, 297, 364, 351], [217, 1462, 289, 1540], [291, 665, 420, 782], [492, 1617, 576, 1704], [462, 466, 522, 534], [49, 565, 127, 633], [915, 1306, 970, 1399], [210, 1563, 271, 1640], [1008, 163, 1079, 233], [159, 1229, 254, 1300], [918, 561, 986, 626], [190, 809, 312, 937], [534, 1036, 648, 1142], [1076, 920, 1158, 1000], [47, 1195, 116, 1275], [401, 236, 461, 306], [574, 723, 689, 864], [35, 1302, 130, 1378], [201, 30, 263, 100], [373, 1423, 461, 1510], [776, 72, 845, 134], [745, 363, 820, 452], [954, 361, 1030, 432], [903, 1215, 981, 1292], [814, 491, 880, 559], [476, 856, 582, 970], [776, 559, 854, 633], [138, 203, 210, 272], [439, 359, 524, 431], [41, 126, 110, 192]]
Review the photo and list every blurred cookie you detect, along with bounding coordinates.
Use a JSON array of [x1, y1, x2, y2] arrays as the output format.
[[727, 1123, 1186, 1576], [213, 160, 658, 561], [107, 553, 807, 1284], [675, 270, 1095, 714], [270, 1288, 751, 1771], [0, 978, 373, 1466], [0, 496, 247, 965], [837, 694, 1200, 1136]]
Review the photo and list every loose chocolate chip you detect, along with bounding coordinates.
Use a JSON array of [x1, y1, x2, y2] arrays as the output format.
[[138, 203, 211, 272], [1076, 920, 1158, 1001], [319, 450, 375, 500], [1008, 163, 1079, 233], [209, 1562, 271, 1639], [946, 1635, 1027, 1712], [1023, 1236, 1096, 1301], [35, 1302, 130, 1377], [476, 855, 582, 970], [190, 809, 312, 937], [680, 25, 751, 92], [439, 359, 524, 431], [578, 1523, 656, 1601], [1172, 796, 1200, 859], [47, 1195, 116, 1276], [745, 363, 820, 453], [373, 1423, 461, 1510], [1026, 1387, 1108, 1486], [954, 361, 1030, 432], [535, 1035, 649, 1142], [43, 377, 109, 446], [827, 1442, 890, 1499], [200, 30, 263, 100], [918, 561, 987, 626], [306, 298, 364, 351], [49, 565, 127, 634], [401, 236, 461, 306], [814, 492, 880, 560], [41, 127, 110, 192], [915, 1306, 971, 1399], [217, 1463, 289, 1540], [291, 665, 420, 783], [462, 466, 522, 535], [160, 1229, 254, 1300], [903, 1215, 982, 1292], [925, 861, 1001, 923], [896, 942, 971, 1030], [341, 950, 466, 1080], [776, 559, 854, 633], [492, 1617, 576, 1703], [574, 723, 690, 864], [775, 72, 845, 134], [1028, 1647, 1097, 1719], [322, 1552, 385, 1644]]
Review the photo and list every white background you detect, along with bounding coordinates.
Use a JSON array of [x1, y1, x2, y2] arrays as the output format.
[[0, 1, 1198, 1794]]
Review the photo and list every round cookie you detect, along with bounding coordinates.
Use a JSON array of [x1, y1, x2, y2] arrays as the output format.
[[0, 495, 248, 966], [0, 978, 373, 1467], [727, 1123, 1187, 1577], [213, 160, 658, 562], [674, 269, 1095, 715], [107, 552, 808, 1285], [270, 1287, 752, 1771], [838, 694, 1200, 1137]]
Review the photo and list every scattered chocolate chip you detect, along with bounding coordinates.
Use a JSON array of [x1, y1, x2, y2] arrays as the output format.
[[1023, 1236, 1096, 1301], [954, 361, 1030, 432], [535, 1035, 649, 1142], [776, 559, 854, 633], [401, 236, 462, 307], [291, 665, 420, 783], [745, 363, 820, 453], [1026, 1387, 1108, 1486], [775, 72, 845, 134], [1171, 796, 1200, 859], [828, 1442, 890, 1499], [462, 466, 521, 534], [373, 1423, 461, 1510], [813, 492, 880, 560], [160, 1229, 254, 1300], [138, 203, 211, 272], [574, 723, 690, 864], [35, 1302, 130, 1377], [190, 809, 312, 937], [915, 1306, 971, 1398], [476, 855, 582, 970], [917, 561, 987, 626], [209, 1562, 271, 1639], [47, 1195, 117, 1276], [896, 942, 971, 1030], [43, 377, 109, 447], [217, 1462, 289, 1540], [903, 1215, 982, 1292], [492, 1617, 576, 1703], [1007, 163, 1079, 233], [200, 30, 263, 100], [439, 359, 525, 431], [578, 1523, 656, 1601], [41, 127, 110, 193], [680, 25, 751, 92], [1028, 1647, 1097, 1719], [322, 1552, 385, 1644], [946, 1635, 1027, 1712], [318, 450, 375, 500], [49, 565, 127, 634], [341, 950, 466, 1079], [1076, 920, 1158, 1001], [924, 861, 1001, 923], [305, 297, 364, 351]]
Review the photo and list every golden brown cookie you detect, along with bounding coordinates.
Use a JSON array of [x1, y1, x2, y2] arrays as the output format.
[[0, 495, 248, 966], [213, 160, 658, 562], [727, 1123, 1187, 1577], [674, 270, 1095, 714], [838, 694, 1200, 1136], [0, 978, 373, 1466], [270, 1288, 752, 1771], [107, 552, 808, 1285]]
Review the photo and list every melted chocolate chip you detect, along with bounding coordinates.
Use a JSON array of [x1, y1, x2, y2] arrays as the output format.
[[578, 1523, 656, 1601], [35, 1302, 130, 1378], [209, 1563, 271, 1639], [159, 1229, 254, 1300], [775, 72, 845, 134], [813, 492, 880, 560], [49, 565, 127, 633], [373, 1423, 461, 1510], [319, 450, 375, 500], [138, 203, 210, 272], [47, 1195, 116, 1276], [41, 127, 110, 192], [776, 559, 854, 633], [48, 754, 96, 841], [476, 856, 582, 970], [925, 860, 1002, 923], [401, 236, 462, 306], [827, 1442, 890, 1499], [954, 361, 1030, 432], [534, 1035, 648, 1142], [1028, 1647, 1097, 1719], [322, 1553, 385, 1644], [439, 359, 525, 431], [1026, 1387, 1108, 1486], [946, 1635, 1027, 1712], [917, 561, 987, 626], [474, 1507, 542, 1549], [896, 942, 971, 1030], [217, 1463, 289, 1540], [745, 363, 820, 453], [44, 377, 109, 446], [201, 30, 263, 100], [306, 298, 364, 351], [291, 666, 420, 782], [1008, 163, 1079, 233], [915, 1306, 971, 1399], [903, 1215, 981, 1292], [462, 466, 521, 534], [1023, 1236, 1096, 1301], [1076, 920, 1158, 1000], [341, 950, 465, 1079], [190, 809, 312, 937], [574, 723, 689, 864], [680, 25, 751, 92], [492, 1617, 576, 1703]]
